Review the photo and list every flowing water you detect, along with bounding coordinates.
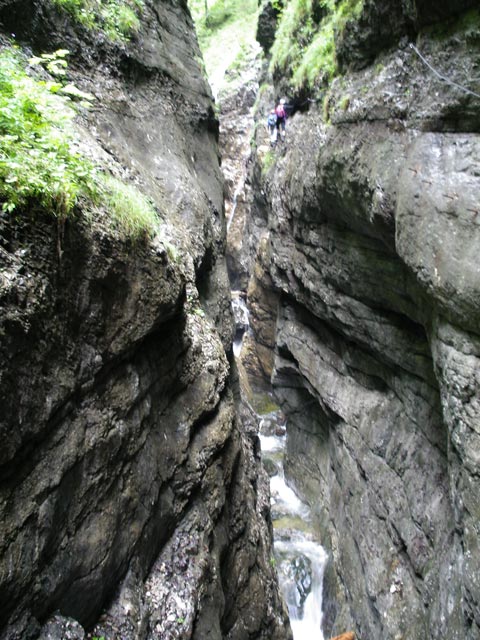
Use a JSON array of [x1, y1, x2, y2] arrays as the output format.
[[226, 185, 242, 233], [260, 424, 327, 640], [231, 293, 249, 357], [230, 296, 327, 639]]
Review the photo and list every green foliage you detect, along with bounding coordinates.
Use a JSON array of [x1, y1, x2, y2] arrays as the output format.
[[29, 50, 95, 104], [269, 0, 314, 74], [189, 0, 257, 39], [270, 0, 363, 91], [29, 49, 70, 77], [0, 46, 97, 216], [258, 82, 271, 98], [98, 175, 161, 240], [204, 0, 234, 30], [0, 46, 164, 243], [292, 18, 335, 87], [187, 0, 258, 86], [229, 42, 250, 73], [51, 0, 144, 40]]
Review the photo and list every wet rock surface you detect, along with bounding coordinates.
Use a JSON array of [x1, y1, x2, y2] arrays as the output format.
[[220, 42, 262, 292], [0, 1, 289, 639], [244, 3, 480, 639]]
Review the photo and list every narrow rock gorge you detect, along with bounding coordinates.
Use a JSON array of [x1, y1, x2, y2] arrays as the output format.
[[1, 0, 480, 639], [239, 1, 480, 639], [0, 1, 289, 638]]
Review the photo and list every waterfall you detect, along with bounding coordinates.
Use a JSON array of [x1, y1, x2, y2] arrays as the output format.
[[226, 184, 242, 233], [231, 291, 249, 356], [260, 424, 328, 640], [276, 539, 327, 640], [230, 301, 328, 638]]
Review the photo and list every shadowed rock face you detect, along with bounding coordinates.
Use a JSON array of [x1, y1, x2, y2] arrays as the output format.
[[0, 2, 291, 639], [245, 3, 480, 639], [336, 0, 478, 71], [256, 0, 283, 54]]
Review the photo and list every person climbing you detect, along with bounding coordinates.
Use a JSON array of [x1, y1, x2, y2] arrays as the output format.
[[275, 98, 287, 141], [267, 109, 277, 147]]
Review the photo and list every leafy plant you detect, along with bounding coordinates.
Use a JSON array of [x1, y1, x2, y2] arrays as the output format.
[[188, 0, 250, 35], [51, 0, 144, 41], [0, 46, 97, 216], [29, 49, 70, 77], [0, 45, 164, 243], [29, 50, 95, 104]]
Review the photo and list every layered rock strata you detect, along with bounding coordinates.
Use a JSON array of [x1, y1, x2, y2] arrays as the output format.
[[0, 1, 289, 638], [245, 3, 480, 639]]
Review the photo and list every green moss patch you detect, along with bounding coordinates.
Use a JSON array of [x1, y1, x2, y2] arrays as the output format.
[[97, 175, 161, 240], [251, 392, 280, 415], [273, 516, 314, 535]]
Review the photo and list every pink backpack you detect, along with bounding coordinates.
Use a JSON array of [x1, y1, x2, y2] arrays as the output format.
[[275, 104, 286, 118]]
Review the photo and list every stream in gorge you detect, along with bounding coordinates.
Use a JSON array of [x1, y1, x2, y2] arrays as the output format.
[[232, 296, 328, 640], [224, 37, 328, 634], [260, 417, 328, 640]]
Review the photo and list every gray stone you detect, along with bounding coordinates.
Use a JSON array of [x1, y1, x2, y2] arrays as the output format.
[[0, 1, 290, 638], [242, 3, 480, 638]]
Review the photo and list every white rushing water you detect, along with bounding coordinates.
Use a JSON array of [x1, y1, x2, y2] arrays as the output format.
[[231, 294, 249, 357], [259, 430, 327, 640], [226, 186, 240, 233], [276, 539, 327, 640], [270, 473, 309, 519], [232, 306, 328, 639]]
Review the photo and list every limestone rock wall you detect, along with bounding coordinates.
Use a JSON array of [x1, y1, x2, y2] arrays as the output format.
[[246, 4, 480, 639], [0, 2, 290, 638], [220, 42, 261, 292]]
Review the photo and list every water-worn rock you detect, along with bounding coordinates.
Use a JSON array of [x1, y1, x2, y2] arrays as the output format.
[[220, 42, 262, 291], [244, 4, 480, 639], [0, 1, 290, 638]]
